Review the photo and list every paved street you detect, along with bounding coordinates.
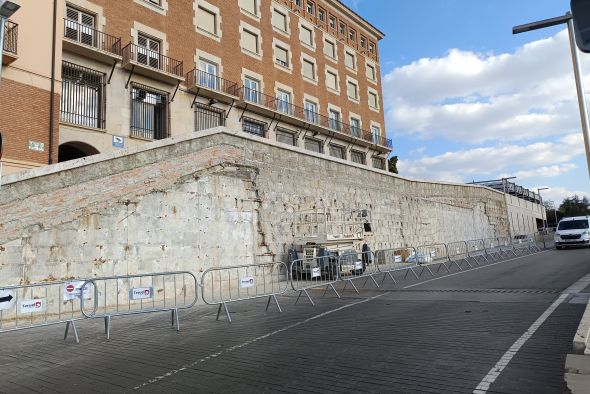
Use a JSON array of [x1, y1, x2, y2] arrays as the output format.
[[1, 248, 589, 393]]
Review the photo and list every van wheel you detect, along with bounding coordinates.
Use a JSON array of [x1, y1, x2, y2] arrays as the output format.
[[556, 246, 562, 250]]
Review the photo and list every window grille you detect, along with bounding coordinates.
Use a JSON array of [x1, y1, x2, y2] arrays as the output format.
[[60, 61, 106, 128], [242, 117, 266, 137], [194, 103, 225, 132], [130, 83, 168, 140]]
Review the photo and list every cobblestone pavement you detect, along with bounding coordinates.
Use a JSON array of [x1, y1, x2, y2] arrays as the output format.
[[1, 248, 589, 393]]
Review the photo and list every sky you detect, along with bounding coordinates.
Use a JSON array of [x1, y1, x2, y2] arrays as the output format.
[[341, 0, 590, 206]]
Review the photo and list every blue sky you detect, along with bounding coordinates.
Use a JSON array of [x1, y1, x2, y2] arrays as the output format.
[[342, 0, 589, 205]]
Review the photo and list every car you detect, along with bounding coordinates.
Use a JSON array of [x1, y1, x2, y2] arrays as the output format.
[[554, 216, 590, 249]]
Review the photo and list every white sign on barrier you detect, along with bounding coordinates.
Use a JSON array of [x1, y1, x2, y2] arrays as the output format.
[[0, 290, 15, 311], [129, 287, 154, 300], [354, 261, 363, 270], [20, 299, 46, 314], [63, 281, 90, 301], [311, 267, 321, 278], [240, 277, 255, 288], [394, 255, 402, 263]]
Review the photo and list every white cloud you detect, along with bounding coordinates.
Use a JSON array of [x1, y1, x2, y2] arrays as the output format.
[[537, 187, 589, 206], [397, 133, 584, 183], [384, 29, 590, 144], [499, 164, 577, 180]]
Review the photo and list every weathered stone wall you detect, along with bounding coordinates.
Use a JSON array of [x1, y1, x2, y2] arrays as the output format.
[[0, 128, 527, 285]]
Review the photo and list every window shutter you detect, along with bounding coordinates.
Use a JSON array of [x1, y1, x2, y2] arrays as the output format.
[[326, 72, 337, 89], [345, 52, 354, 68], [324, 40, 335, 57], [197, 7, 216, 35], [239, 0, 256, 14], [243, 30, 258, 53], [347, 82, 357, 99], [300, 26, 312, 45], [272, 10, 287, 31], [276, 46, 288, 65], [303, 60, 314, 79], [366, 64, 375, 80]]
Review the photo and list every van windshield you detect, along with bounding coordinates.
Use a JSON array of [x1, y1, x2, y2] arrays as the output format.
[[558, 220, 589, 230]]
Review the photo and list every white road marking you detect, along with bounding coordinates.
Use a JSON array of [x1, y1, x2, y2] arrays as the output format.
[[473, 273, 590, 394], [403, 250, 548, 289], [133, 292, 388, 390]]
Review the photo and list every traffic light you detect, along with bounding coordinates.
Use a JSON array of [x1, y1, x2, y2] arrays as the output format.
[[571, 0, 590, 53]]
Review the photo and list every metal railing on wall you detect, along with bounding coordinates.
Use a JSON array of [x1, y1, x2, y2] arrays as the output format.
[[63, 18, 121, 56], [2, 20, 17, 54]]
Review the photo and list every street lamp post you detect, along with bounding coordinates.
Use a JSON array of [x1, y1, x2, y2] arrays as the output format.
[[537, 187, 550, 230], [514, 12, 590, 178]]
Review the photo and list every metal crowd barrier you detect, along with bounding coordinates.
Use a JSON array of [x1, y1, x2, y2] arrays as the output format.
[[201, 262, 288, 323], [512, 234, 540, 254], [497, 236, 518, 257], [0, 280, 88, 343], [535, 229, 555, 250], [414, 243, 451, 274], [290, 255, 341, 306], [374, 247, 420, 284], [81, 271, 197, 339], [447, 241, 472, 270], [484, 237, 504, 260], [337, 250, 379, 293], [466, 239, 489, 265]]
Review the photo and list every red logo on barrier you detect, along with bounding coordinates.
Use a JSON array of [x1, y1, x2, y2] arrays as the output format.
[[144, 290, 150, 295], [35, 301, 42, 308], [66, 284, 75, 293]]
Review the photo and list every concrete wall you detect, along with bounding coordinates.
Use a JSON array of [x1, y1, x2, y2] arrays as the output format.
[[0, 128, 537, 285]]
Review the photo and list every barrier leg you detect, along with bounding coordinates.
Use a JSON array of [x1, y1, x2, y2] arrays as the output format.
[[329, 283, 341, 299], [295, 289, 315, 306], [363, 275, 380, 288], [266, 294, 283, 313], [171, 308, 180, 331], [343, 279, 359, 294], [382, 271, 397, 284], [408, 267, 420, 279], [64, 320, 80, 344], [216, 303, 232, 323], [104, 315, 111, 340]]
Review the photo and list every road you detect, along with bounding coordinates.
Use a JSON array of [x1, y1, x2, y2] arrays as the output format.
[[1, 248, 589, 393]]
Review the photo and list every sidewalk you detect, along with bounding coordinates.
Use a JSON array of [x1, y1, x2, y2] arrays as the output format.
[[565, 287, 590, 393]]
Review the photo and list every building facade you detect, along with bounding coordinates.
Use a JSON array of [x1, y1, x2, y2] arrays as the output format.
[[0, 0, 392, 175]]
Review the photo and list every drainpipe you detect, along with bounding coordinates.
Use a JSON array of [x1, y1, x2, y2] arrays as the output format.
[[48, 0, 57, 164]]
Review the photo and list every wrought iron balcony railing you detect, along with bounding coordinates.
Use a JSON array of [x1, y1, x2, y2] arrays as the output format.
[[237, 87, 393, 148], [122, 42, 183, 78], [63, 18, 121, 56], [186, 68, 239, 97], [3, 20, 17, 55]]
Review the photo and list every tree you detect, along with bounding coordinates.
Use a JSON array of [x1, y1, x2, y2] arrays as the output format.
[[543, 200, 562, 227], [388, 156, 398, 174], [558, 195, 590, 217]]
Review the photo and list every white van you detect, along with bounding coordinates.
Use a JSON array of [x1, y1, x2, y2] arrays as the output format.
[[554, 216, 590, 249]]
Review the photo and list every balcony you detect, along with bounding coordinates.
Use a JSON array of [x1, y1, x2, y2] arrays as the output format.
[[186, 68, 239, 104], [122, 42, 183, 85], [62, 19, 121, 64], [237, 87, 393, 150], [2, 20, 17, 65]]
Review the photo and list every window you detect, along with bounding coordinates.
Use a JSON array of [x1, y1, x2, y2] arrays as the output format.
[[60, 61, 105, 128], [304, 100, 318, 124], [339, 22, 346, 36], [137, 34, 161, 69], [366, 64, 376, 81], [326, 71, 337, 90], [306, 1, 315, 14], [329, 15, 336, 29], [149, 0, 161, 4], [242, 29, 259, 54], [65, 6, 95, 46], [347, 81, 358, 100], [302, 59, 315, 80], [194, 103, 224, 131], [304, 138, 322, 153], [300, 25, 313, 46], [272, 9, 287, 31], [276, 128, 296, 146], [369, 91, 379, 109], [276, 90, 292, 115], [345, 52, 355, 69], [360, 36, 367, 49], [239, 0, 257, 15], [371, 125, 381, 144], [350, 118, 361, 138], [369, 42, 376, 54], [275, 46, 289, 68], [351, 150, 365, 164], [244, 77, 260, 103], [318, 8, 326, 22], [372, 157, 385, 170], [198, 59, 218, 89], [324, 39, 336, 58], [242, 117, 266, 137], [349, 28, 356, 42], [130, 83, 168, 140], [329, 144, 345, 159], [197, 6, 217, 35], [294, 0, 302, 7], [329, 109, 341, 131]]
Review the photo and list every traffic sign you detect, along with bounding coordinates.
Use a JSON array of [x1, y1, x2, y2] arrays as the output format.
[[0, 290, 15, 311], [572, 0, 590, 53], [63, 281, 90, 301]]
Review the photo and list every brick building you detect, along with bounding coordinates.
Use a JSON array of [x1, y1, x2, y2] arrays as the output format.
[[0, 0, 391, 175]]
